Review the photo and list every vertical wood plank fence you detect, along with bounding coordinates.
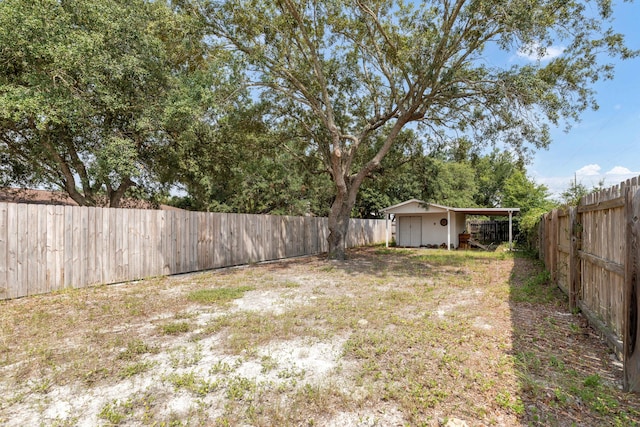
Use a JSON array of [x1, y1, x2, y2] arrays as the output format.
[[538, 175, 640, 392], [0, 203, 386, 301], [468, 220, 518, 244]]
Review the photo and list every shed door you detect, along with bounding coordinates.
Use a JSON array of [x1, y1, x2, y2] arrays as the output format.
[[399, 216, 422, 247]]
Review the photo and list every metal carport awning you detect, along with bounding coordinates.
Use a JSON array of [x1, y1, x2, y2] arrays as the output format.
[[449, 208, 520, 251]]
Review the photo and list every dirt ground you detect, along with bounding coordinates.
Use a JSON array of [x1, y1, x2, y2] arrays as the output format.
[[1, 246, 639, 426]]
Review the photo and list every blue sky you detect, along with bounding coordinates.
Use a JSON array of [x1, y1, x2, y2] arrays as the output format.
[[523, 1, 640, 199]]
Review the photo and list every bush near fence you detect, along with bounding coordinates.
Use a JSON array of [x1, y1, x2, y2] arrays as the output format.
[[537, 175, 640, 392], [0, 203, 386, 300]]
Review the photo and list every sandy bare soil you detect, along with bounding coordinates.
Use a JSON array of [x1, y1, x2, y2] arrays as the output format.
[[1, 246, 638, 426]]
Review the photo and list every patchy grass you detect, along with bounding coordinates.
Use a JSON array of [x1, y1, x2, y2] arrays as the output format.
[[118, 361, 156, 379], [510, 268, 556, 304], [159, 321, 192, 335], [163, 371, 220, 396], [187, 286, 255, 304], [0, 247, 638, 426], [98, 398, 134, 425], [117, 339, 159, 361]]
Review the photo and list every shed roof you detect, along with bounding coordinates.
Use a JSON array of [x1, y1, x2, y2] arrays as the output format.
[[381, 199, 519, 216]]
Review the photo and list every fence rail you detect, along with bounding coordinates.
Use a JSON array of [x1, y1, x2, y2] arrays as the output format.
[[0, 203, 386, 301], [538, 175, 640, 392]]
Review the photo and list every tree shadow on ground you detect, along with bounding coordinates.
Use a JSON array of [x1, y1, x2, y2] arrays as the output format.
[[509, 255, 640, 426], [318, 245, 503, 277]]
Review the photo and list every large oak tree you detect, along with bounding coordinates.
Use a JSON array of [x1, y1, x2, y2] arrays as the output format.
[[0, 0, 212, 207], [206, 0, 635, 259]]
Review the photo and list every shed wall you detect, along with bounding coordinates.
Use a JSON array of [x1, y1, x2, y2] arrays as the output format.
[[397, 212, 464, 248]]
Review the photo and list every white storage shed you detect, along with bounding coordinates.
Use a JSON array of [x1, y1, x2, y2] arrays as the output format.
[[381, 199, 520, 250]]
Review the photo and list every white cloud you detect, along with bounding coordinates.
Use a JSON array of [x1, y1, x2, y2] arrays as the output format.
[[576, 164, 601, 176], [606, 166, 634, 175], [533, 176, 570, 199], [533, 164, 640, 201], [517, 43, 565, 61]]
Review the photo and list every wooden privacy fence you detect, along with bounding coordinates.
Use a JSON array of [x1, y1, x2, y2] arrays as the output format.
[[538, 175, 640, 392], [0, 203, 386, 301], [468, 220, 518, 244]]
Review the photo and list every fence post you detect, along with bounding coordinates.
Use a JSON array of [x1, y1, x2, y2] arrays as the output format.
[[568, 207, 580, 311], [540, 217, 544, 257], [549, 209, 558, 283], [537, 214, 545, 264], [624, 186, 640, 392]]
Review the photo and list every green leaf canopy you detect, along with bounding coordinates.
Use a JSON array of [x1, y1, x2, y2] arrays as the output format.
[[206, 0, 635, 258], [0, 0, 210, 207]]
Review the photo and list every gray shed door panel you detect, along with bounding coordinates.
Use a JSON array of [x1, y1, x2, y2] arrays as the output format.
[[399, 216, 422, 247]]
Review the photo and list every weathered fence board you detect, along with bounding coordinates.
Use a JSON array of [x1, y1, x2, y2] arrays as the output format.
[[16, 205, 28, 296], [468, 220, 518, 244], [0, 203, 8, 299], [555, 210, 570, 295], [7, 203, 18, 298], [625, 184, 640, 392], [539, 175, 640, 392], [0, 205, 385, 302]]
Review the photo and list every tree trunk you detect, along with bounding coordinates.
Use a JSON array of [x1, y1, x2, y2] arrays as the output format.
[[107, 177, 134, 208], [327, 181, 360, 260], [327, 200, 350, 260], [324, 115, 407, 260]]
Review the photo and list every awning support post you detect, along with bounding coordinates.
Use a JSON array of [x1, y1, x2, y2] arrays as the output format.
[[447, 210, 451, 251], [385, 214, 390, 248], [509, 210, 513, 251]]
